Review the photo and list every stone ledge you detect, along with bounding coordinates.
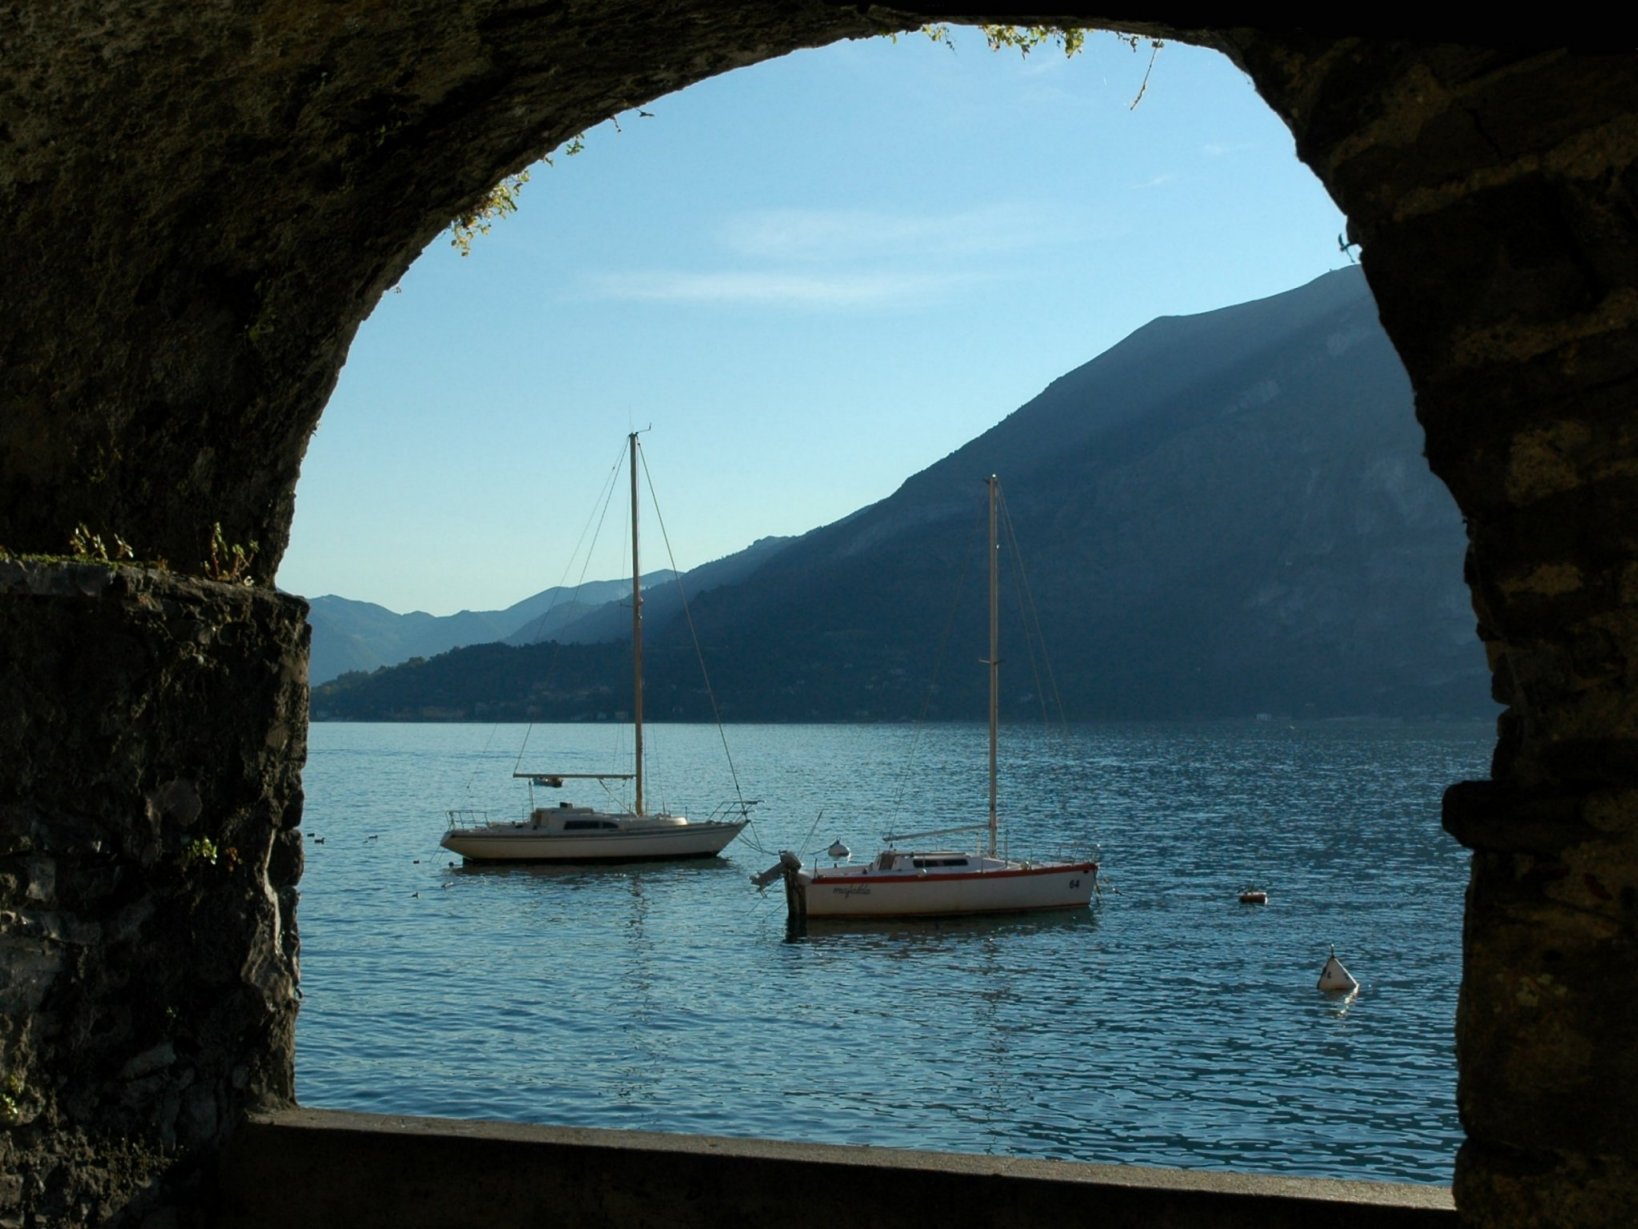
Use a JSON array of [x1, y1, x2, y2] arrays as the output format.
[[219, 1107, 1455, 1228], [0, 558, 305, 611]]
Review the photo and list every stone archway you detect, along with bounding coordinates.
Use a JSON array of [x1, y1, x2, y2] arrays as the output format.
[[3, 8, 1636, 1227]]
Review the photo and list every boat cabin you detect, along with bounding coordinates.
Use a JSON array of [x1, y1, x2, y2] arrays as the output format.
[[521, 802, 692, 833], [870, 851, 976, 873], [529, 803, 621, 831]]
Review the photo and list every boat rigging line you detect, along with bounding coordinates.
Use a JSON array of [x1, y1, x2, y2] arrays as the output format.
[[512, 435, 632, 777], [887, 495, 985, 825], [994, 485, 1070, 731], [633, 436, 763, 843]]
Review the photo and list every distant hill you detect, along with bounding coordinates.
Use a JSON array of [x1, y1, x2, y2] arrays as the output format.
[[503, 536, 793, 648], [303, 538, 802, 686], [301, 574, 673, 685], [312, 267, 1494, 723]]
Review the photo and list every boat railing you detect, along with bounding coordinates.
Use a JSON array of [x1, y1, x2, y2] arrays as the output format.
[[881, 823, 987, 845], [1055, 840, 1103, 866], [701, 799, 760, 824], [512, 771, 635, 784], [1042, 842, 1103, 870], [445, 808, 491, 829]]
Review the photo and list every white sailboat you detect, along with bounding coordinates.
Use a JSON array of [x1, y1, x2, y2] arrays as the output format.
[[763, 475, 1098, 919], [441, 433, 751, 864]]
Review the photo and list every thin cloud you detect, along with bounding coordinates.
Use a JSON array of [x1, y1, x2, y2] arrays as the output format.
[[1130, 173, 1179, 190], [589, 268, 982, 308], [720, 203, 1068, 262], [584, 202, 1071, 309]]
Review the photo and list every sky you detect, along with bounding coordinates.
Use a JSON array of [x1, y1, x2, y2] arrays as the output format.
[[275, 30, 1351, 617]]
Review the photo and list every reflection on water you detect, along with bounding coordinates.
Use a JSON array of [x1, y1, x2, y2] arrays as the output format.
[[793, 906, 1099, 946], [297, 719, 1485, 1185], [448, 855, 738, 882]]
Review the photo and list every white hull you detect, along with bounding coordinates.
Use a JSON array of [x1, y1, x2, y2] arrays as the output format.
[[442, 815, 746, 863], [801, 857, 1097, 919]]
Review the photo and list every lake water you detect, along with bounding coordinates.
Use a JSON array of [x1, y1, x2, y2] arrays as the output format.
[[294, 719, 1489, 1185]]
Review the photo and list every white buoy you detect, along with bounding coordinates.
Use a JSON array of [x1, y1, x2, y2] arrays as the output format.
[[1318, 945, 1359, 993], [827, 840, 851, 862]]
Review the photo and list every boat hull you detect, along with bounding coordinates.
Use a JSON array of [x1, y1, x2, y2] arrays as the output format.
[[802, 860, 1097, 919], [442, 820, 747, 864]]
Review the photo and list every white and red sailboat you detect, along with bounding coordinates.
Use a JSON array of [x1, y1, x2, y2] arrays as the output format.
[[760, 475, 1098, 919]]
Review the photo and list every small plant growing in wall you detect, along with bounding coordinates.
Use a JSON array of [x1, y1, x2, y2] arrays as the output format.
[[451, 168, 532, 256], [178, 836, 219, 870], [204, 523, 258, 585], [68, 523, 135, 563], [0, 1068, 29, 1125], [176, 836, 240, 873]]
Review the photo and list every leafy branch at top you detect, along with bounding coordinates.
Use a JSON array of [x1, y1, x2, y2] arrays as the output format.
[[921, 23, 1163, 107], [920, 23, 1089, 57], [450, 123, 605, 255], [451, 168, 533, 257]]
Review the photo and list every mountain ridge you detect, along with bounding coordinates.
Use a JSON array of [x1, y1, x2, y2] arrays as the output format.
[[311, 266, 1494, 723]]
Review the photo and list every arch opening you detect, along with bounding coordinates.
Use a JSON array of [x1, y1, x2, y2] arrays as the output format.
[[282, 29, 1482, 1190]]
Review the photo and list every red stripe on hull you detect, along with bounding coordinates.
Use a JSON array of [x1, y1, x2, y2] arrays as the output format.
[[809, 862, 1097, 888], [807, 901, 1092, 921]]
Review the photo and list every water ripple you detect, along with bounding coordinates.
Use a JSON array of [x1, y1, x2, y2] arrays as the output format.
[[296, 720, 1484, 1184]]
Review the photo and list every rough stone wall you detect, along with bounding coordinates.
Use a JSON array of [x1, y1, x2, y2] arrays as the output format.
[[0, 563, 306, 1227], [4, 6, 1638, 1229], [1217, 37, 1638, 1229]]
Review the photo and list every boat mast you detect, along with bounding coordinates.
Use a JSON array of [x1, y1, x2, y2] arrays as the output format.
[[630, 431, 645, 816], [987, 474, 1000, 858]]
